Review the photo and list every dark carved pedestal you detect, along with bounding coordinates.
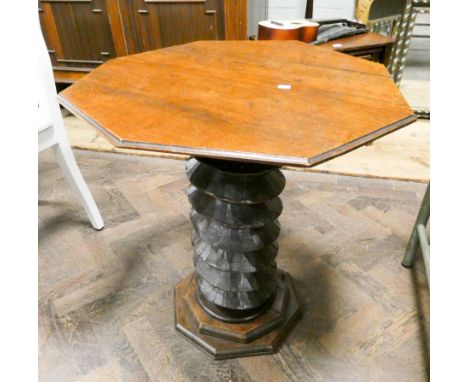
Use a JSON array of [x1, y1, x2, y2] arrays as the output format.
[[175, 157, 302, 359]]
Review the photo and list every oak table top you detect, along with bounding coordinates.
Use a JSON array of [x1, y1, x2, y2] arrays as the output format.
[[58, 40, 415, 167]]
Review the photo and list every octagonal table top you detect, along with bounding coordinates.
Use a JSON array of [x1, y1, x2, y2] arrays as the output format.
[[58, 40, 416, 167]]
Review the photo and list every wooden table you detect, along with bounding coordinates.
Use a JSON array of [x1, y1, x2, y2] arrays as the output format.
[[59, 40, 415, 359], [320, 32, 395, 65]]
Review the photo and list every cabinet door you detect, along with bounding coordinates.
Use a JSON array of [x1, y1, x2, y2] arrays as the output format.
[[39, 0, 117, 70], [119, 0, 225, 54]]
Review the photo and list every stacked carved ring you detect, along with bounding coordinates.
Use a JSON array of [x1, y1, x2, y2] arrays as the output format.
[[186, 157, 286, 319]]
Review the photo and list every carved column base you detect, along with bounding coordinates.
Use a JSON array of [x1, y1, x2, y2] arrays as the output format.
[[175, 270, 301, 359], [174, 157, 302, 359]]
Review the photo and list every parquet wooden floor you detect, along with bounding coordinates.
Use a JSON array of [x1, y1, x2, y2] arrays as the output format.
[[39, 149, 429, 382]]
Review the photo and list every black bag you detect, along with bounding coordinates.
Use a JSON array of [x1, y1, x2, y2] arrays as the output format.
[[312, 19, 368, 45]]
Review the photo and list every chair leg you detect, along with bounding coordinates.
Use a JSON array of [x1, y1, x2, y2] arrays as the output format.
[[417, 224, 430, 285], [402, 183, 430, 268], [53, 142, 104, 230]]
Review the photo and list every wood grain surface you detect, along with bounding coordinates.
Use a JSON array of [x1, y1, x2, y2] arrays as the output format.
[[320, 32, 395, 52], [59, 41, 416, 167], [39, 149, 429, 381]]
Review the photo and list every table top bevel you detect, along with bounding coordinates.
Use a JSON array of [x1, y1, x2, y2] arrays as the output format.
[[59, 40, 416, 167]]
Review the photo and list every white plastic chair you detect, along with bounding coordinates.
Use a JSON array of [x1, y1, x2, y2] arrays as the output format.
[[38, 27, 104, 230]]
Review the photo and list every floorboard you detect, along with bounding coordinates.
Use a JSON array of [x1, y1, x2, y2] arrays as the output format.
[[39, 150, 429, 382]]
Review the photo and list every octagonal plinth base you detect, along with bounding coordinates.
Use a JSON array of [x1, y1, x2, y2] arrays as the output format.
[[175, 270, 302, 360]]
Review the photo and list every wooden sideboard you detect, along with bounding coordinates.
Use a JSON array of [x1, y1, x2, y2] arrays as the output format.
[[39, 0, 247, 83], [320, 32, 395, 65]]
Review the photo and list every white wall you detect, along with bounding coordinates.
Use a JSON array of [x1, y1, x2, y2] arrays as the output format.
[[313, 0, 355, 20], [248, 0, 268, 36], [267, 0, 308, 20]]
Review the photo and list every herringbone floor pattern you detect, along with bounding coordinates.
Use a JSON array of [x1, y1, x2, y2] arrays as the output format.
[[39, 149, 429, 382]]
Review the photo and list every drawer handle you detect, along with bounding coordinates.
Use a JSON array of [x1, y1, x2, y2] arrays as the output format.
[[138, 9, 149, 14], [100, 52, 110, 56], [92, 9, 102, 13]]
